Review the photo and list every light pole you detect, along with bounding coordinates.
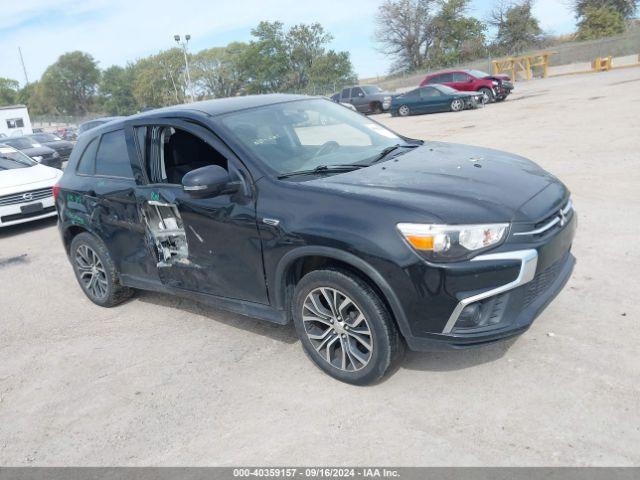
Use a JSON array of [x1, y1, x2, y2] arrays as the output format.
[[174, 34, 195, 103]]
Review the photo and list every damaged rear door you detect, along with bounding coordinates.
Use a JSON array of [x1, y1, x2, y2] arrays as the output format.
[[130, 118, 268, 305]]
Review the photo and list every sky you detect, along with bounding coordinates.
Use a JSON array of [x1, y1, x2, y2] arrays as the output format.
[[0, 0, 576, 87]]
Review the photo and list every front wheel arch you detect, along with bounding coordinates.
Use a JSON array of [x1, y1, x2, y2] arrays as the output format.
[[273, 247, 411, 339]]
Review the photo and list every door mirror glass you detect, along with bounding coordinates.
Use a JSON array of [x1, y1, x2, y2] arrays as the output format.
[[182, 165, 233, 198]]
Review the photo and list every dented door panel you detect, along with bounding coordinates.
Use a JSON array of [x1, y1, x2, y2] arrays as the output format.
[[135, 185, 268, 304]]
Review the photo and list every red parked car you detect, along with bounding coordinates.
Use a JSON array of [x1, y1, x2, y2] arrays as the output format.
[[420, 69, 514, 103]]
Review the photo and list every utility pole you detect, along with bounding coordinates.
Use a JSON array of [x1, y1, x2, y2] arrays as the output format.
[[174, 34, 195, 103], [18, 47, 30, 86]]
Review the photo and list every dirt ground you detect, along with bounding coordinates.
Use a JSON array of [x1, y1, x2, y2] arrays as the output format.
[[1, 68, 639, 466]]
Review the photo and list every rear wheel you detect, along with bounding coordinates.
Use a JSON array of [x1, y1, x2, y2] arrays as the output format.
[[398, 105, 410, 117], [451, 98, 466, 112], [70, 232, 133, 307], [292, 269, 403, 385]]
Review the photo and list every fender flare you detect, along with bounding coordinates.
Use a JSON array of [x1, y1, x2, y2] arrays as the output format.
[[273, 246, 412, 338]]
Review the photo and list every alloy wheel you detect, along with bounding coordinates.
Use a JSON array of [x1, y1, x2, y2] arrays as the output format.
[[452, 99, 465, 111], [75, 244, 108, 299], [398, 105, 410, 117], [302, 287, 373, 372]]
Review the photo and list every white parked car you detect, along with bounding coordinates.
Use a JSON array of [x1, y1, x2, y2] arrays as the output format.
[[0, 144, 62, 227]]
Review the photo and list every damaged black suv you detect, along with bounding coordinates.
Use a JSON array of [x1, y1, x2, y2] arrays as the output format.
[[55, 95, 576, 385]]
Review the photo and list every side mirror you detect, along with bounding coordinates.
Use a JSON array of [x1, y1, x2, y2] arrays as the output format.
[[358, 92, 364, 97], [182, 165, 236, 198]]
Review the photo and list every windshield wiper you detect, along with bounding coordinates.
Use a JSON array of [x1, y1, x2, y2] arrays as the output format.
[[277, 164, 364, 179], [368, 144, 418, 164]]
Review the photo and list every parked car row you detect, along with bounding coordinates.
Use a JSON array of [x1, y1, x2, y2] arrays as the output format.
[[0, 133, 75, 170], [330, 68, 514, 118]]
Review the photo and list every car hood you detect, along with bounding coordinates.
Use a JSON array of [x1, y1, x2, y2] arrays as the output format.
[[0, 164, 61, 195], [308, 142, 567, 224], [18, 146, 57, 157], [43, 140, 74, 150]]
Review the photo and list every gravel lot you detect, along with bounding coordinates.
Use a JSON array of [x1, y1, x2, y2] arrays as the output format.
[[1, 68, 639, 466]]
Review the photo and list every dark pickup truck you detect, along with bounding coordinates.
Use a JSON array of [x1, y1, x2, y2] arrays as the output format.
[[330, 85, 393, 114]]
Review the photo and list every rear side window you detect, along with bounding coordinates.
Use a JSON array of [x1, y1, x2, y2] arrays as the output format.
[[430, 73, 453, 83], [453, 72, 470, 82], [95, 130, 133, 178], [76, 138, 98, 175]]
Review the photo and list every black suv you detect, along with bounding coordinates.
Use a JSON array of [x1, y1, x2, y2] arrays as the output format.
[[55, 94, 576, 385]]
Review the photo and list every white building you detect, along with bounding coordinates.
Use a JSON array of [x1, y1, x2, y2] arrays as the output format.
[[0, 105, 33, 138]]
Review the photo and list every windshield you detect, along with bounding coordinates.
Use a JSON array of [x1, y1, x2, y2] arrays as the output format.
[[31, 133, 61, 142], [467, 70, 490, 79], [219, 99, 405, 175], [3, 137, 39, 149], [0, 146, 36, 170], [361, 85, 382, 94], [433, 84, 459, 95]]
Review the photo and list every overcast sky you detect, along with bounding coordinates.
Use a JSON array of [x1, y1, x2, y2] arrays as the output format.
[[0, 0, 576, 87]]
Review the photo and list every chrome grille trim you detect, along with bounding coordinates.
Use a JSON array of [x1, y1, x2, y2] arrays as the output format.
[[0, 187, 53, 206], [442, 249, 538, 334], [513, 199, 573, 237]]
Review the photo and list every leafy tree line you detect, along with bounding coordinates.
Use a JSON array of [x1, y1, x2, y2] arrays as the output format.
[[1, 1, 638, 115], [1, 21, 355, 116], [376, 0, 638, 72]]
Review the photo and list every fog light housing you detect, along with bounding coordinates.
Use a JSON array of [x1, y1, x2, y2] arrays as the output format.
[[456, 304, 482, 329]]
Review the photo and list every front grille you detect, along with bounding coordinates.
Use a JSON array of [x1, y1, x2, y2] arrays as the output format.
[[515, 199, 573, 238], [1, 206, 56, 223], [522, 254, 567, 308], [0, 187, 53, 206]]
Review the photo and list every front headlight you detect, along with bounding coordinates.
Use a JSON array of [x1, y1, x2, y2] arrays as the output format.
[[492, 80, 499, 86], [32, 156, 43, 162], [397, 223, 509, 262]]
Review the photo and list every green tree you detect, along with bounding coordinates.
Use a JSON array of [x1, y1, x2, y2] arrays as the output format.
[[132, 48, 186, 108], [576, 5, 626, 38], [99, 65, 138, 115], [237, 21, 354, 94], [16, 81, 54, 115], [573, 0, 637, 19], [431, 0, 487, 65], [287, 23, 334, 90], [489, 0, 545, 55], [191, 43, 248, 98], [0, 77, 20, 106], [374, 0, 436, 71], [308, 51, 357, 90], [39, 51, 100, 115], [240, 21, 290, 93]]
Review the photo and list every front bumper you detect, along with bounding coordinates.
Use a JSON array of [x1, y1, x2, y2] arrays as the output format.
[[0, 194, 57, 227], [401, 209, 577, 351]]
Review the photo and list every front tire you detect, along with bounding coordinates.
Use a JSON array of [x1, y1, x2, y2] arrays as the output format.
[[450, 98, 465, 112], [479, 87, 494, 104], [70, 232, 133, 307], [398, 105, 410, 117], [292, 269, 403, 385]]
